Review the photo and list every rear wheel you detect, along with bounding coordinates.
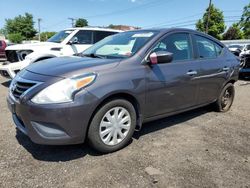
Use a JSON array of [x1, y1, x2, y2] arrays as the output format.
[[88, 99, 136, 153], [215, 83, 235, 112]]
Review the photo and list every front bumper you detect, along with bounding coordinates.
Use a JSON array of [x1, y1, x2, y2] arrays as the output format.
[[0, 59, 30, 79], [239, 68, 250, 78], [7, 89, 98, 145]]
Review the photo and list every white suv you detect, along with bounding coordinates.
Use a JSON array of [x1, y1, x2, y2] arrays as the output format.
[[0, 27, 121, 78]]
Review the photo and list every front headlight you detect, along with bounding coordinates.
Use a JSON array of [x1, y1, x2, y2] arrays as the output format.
[[31, 73, 96, 104]]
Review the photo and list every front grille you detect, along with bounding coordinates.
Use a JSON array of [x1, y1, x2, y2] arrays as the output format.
[[242, 55, 250, 68], [11, 81, 36, 99], [245, 56, 250, 68], [0, 70, 10, 78], [6, 50, 19, 62]]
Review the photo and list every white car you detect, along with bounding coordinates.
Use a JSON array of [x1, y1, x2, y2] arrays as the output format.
[[240, 44, 250, 57], [0, 27, 122, 79]]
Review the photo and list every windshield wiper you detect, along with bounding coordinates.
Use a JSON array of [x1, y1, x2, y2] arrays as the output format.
[[81, 53, 105, 59]]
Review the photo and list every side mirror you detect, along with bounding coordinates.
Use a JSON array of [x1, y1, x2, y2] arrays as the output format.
[[68, 37, 78, 45], [149, 51, 173, 65]]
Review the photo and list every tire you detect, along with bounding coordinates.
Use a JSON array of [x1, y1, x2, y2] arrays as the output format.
[[88, 99, 136, 153], [214, 83, 235, 112]]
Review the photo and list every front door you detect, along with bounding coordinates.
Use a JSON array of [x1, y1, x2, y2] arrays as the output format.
[[63, 30, 93, 55], [145, 33, 200, 117]]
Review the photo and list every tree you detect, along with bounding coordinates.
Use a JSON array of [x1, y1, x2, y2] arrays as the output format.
[[223, 23, 244, 40], [0, 28, 7, 37], [108, 24, 116, 29], [4, 13, 37, 40], [74, 18, 88, 27], [239, 3, 250, 39], [8, 33, 23, 43], [35, 31, 56, 41], [196, 4, 226, 39]]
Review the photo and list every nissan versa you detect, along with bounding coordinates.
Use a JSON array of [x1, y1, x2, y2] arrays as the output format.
[[7, 28, 240, 153]]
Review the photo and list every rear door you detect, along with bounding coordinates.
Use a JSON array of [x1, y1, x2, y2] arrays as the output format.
[[145, 32, 201, 117], [192, 34, 229, 104]]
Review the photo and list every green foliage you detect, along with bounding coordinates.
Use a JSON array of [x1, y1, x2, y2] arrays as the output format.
[[108, 24, 116, 29], [33, 31, 57, 41], [8, 33, 23, 43], [41, 32, 56, 41], [0, 28, 7, 37], [196, 4, 226, 39], [223, 24, 244, 40], [75, 18, 88, 27], [4, 13, 37, 40], [239, 3, 250, 39]]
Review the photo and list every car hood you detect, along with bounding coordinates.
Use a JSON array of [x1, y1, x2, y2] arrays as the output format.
[[5, 42, 61, 51], [25, 56, 121, 78], [240, 50, 250, 56], [229, 47, 240, 51]]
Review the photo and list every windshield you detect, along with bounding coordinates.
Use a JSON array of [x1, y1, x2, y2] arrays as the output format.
[[47, 30, 73, 43], [82, 31, 159, 59]]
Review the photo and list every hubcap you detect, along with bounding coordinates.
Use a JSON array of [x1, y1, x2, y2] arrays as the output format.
[[99, 107, 131, 146], [221, 88, 232, 109]]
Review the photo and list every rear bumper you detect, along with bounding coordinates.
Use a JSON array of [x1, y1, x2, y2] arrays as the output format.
[[0, 52, 6, 59], [7, 89, 99, 145]]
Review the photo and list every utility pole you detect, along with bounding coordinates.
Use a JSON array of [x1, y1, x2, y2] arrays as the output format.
[[205, 0, 212, 34], [68, 18, 75, 27], [38, 18, 42, 41]]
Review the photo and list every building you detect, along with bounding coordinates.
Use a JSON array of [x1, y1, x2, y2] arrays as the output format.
[[108, 25, 140, 31]]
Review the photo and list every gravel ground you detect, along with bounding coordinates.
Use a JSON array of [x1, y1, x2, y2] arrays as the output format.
[[0, 76, 249, 188]]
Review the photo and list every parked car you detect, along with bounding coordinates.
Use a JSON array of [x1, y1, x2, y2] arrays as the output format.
[[0, 40, 7, 59], [239, 44, 250, 78], [227, 44, 243, 56], [7, 28, 240, 153], [0, 27, 122, 79]]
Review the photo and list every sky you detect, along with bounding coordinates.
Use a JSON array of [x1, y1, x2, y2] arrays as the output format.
[[0, 0, 248, 32]]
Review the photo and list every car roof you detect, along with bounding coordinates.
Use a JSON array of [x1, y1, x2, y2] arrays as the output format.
[[132, 28, 225, 46], [64, 27, 123, 33]]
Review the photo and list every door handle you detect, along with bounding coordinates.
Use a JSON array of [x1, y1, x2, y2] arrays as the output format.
[[222, 67, 230, 72], [186, 70, 198, 76]]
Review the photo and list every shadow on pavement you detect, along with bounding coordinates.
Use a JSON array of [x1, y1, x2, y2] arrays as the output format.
[[133, 106, 213, 139], [16, 130, 101, 162], [16, 106, 213, 162], [1, 80, 11, 88]]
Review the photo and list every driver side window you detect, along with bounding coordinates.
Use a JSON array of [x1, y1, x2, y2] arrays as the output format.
[[152, 33, 192, 61], [71, 30, 93, 44]]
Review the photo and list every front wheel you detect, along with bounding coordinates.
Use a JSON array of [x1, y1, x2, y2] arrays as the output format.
[[214, 83, 235, 112], [87, 99, 136, 153]]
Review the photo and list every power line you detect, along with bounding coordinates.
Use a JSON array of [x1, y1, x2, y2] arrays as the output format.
[[143, 16, 240, 29], [84, 0, 173, 19], [165, 19, 241, 28], [143, 13, 203, 28]]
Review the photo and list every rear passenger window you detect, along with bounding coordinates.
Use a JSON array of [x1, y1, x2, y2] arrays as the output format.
[[152, 33, 192, 61], [195, 35, 218, 58], [94, 31, 117, 43]]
